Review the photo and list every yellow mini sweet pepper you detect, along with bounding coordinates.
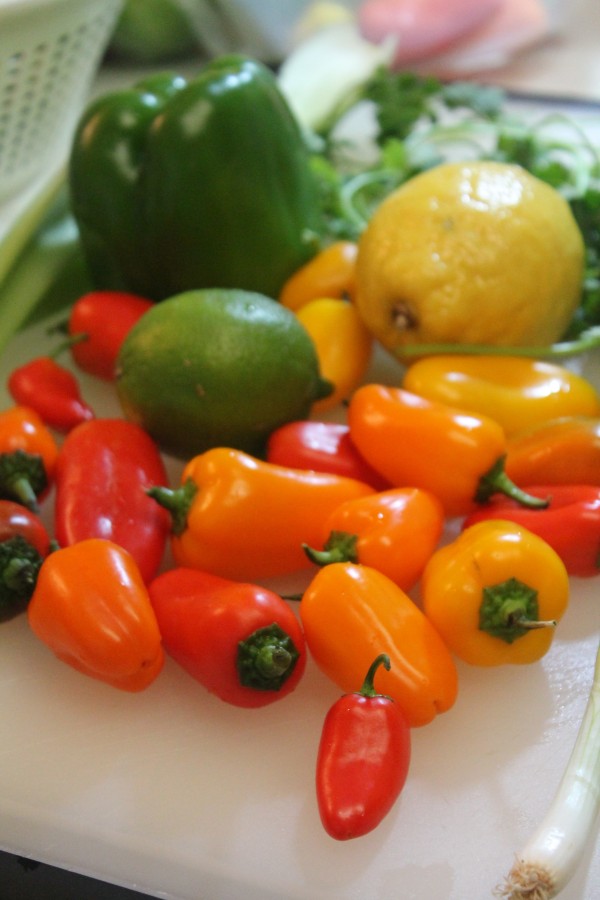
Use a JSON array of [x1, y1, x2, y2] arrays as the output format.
[[402, 355, 600, 436], [420, 520, 570, 666]]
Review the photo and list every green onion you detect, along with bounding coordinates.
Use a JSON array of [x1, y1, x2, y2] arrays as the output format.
[[0, 183, 89, 356], [496, 640, 600, 899]]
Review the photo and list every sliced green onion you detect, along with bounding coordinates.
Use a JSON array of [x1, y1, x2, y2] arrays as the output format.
[[495, 640, 600, 899]]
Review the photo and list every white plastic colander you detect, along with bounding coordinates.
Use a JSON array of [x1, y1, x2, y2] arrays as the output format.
[[0, 0, 123, 282]]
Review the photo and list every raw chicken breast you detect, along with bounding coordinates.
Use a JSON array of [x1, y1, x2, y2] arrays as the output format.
[[413, 0, 551, 76], [358, 0, 503, 65]]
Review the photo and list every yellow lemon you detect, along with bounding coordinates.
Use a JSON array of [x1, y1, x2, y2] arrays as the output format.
[[355, 161, 585, 359]]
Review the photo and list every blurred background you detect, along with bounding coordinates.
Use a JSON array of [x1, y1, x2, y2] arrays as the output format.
[[104, 0, 599, 100]]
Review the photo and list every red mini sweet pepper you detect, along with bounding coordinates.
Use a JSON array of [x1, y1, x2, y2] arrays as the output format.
[[8, 355, 95, 433], [54, 418, 170, 582], [148, 567, 306, 708], [463, 484, 600, 578], [316, 653, 411, 841], [266, 420, 390, 490], [0, 499, 52, 621], [68, 290, 153, 380]]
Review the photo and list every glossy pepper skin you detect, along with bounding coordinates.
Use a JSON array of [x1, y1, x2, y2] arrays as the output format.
[[421, 521, 570, 666], [0, 500, 51, 621], [402, 355, 600, 437], [0, 406, 59, 509], [279, 240, 358, 311], [8, 356, 95, 433], [69, 55, 323, 301], [505, 416, 600, 487], [68, 290, 153, 380], [296, 298, 373, 411], [347, 384, 548, 517], [463, 484, 600, 578], [304, 487, 444, 592], [148, 567, 306, 708], [27, 539, 164, 692], [316, 654, 411, 841], [300, 562, 458, 727], [54, 419, 170, 583], [266, 421, 390, 491], [148, 447, 374, 581]]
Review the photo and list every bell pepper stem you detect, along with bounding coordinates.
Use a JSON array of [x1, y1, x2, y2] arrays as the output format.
[[303, 530, 359, 566], [479, 577, 556, 644], [146, 478, 198, 536], [475, 456, 550, 509]]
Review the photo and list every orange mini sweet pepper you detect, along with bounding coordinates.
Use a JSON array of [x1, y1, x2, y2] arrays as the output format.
[[148, 447, 374, 581], [347, 384, 547, 517], [279, 240, 358, 311], [27, 539, 164, 691], [300, 562, 458, 728], [303, 487, 444, 591], [0, 405, 59, 509], [505, 416, 600, 487]]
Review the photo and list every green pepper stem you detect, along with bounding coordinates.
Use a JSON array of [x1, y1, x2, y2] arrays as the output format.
[[7, 475, 39, 511], [479, 577, 555, 644], [475, 456, 550, 509], [237, 623, 300, 691], [2, 557, 37, 591], [359, 653, 391, 698], [303, 530, 359, 566], [254, 644, 292, 679], [146, 478, 198, 536]]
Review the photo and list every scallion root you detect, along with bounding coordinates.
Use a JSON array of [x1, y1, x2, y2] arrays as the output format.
[[494, 858, 555, 899]]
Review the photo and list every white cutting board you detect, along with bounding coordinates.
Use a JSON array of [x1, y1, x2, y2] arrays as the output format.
[[1, 79, 600, 897], [0, 307, 598, 900]]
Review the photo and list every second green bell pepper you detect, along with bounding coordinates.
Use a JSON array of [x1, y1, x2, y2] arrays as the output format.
[[68, 55, 324, 301]]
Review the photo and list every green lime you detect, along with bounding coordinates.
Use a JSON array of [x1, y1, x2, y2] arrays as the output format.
[[115, 288, 332, 458]]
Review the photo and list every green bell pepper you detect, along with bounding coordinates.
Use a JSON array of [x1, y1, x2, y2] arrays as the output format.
[[68, 55, 324, 301]]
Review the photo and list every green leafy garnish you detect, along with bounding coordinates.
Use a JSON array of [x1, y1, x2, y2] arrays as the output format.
[[306, 66, 600, 342]]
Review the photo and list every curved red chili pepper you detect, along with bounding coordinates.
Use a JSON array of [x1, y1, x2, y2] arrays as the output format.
[[316, 654, 411, 840], [54, 418, 170, 582], [8, 356, 94, 433]]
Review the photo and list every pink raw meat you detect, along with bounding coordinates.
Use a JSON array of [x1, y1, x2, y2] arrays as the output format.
[[358, 0, 503, 65], [412, 0, 550, 76]]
